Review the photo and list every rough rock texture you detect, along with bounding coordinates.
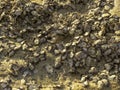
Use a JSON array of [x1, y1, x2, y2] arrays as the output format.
[[0, 0, 120, 90]]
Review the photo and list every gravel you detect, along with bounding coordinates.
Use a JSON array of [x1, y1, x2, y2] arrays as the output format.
[[0, 0, 120, 89]]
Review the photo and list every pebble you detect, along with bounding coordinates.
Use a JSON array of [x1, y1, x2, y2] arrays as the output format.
[[33, 52, 39, 57], [97, 80, 104, 89], [14, 9, 22, 16], [22, 43, 28, 50], [92, 77, 99, 83], [89, 67, 97, 74], [45, 65, 53, 74], [83, 81, 89, 87], [54, 49, 60, 55], [102, 13, 110, 17], [104, 63, 111, 71], [1, 82, 8, 88], [101, 79, 109, 86], [34, 38, 39, 45], [21, 79, 26, 85], [80, 76, 87, 82], [115, 30, 120, 35], [104, 5, 110, 11], [108, 75, 117, 81], [104, 49, 112, 55]]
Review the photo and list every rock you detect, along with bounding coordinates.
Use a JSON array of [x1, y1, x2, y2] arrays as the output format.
[[31, 11, 38, 16], [108, 75, 117, 81], [33, 52, 39, 57], [54, 49, 60, 55], [83, 81, 89, 87], [98, 30, 105, 36], [104, 5, 110, 11], [22, 43, 28, 50], [89, 67, 97, 74], [21, 79, 26, 85], [29, 63, 35, 70], [115, 30, 120, 35], [23, 70, 30, 77], [104, 49, 111, 55], [92, 76, 100, 83], [14, 9, 22, 16], [102, 13, 110, 17], [101, 79, 109, 86], [34, 38, 39, 45], [11, 64, 20, 71], [54, 56, 62, 69], [45, 65, 53, 74], [70, 51, 74, 58], [80, 76, 87, 82], [104, 63, 111, 71], [0, 82, 8, 88], [114, 36, 120, 42], [8, 50, 15, 57], [114, 59, 120, 64], [97, 80, 104, 89], [14, 44, 21, 50]]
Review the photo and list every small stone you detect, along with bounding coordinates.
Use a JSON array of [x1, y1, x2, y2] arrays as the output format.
[[101, 79, 109, 86], [104, 49, 111, 55], [114, 36, 120, 42], [29, 63, 34, 70], [23, 71, 29, 77], [16, 38, 23, 42], [21, 79, 26, 85], [102, 13, 110, 17], [70, 52, 74, 58], [11, 64, 20, 71], [104, 63, 111, 71], [8, 50, 15, 57], [1, 82, 8, 88], [45, 65, 53, 74], [72, 19, 80, 25], [104, 5, 110, 11], [114, 59, 120, 64], [80, 76, 87, 82], [89, 67, 97, 74], [33, 52, 39, 57], [54, 56, 61, 68], [83, 81, 89, 87], [54, 49, 60, 55], [22, 44, 28, 50], [98, 30, 105, 36], [84, 32, 89, 36], [108, 75, 117, 81], [15, 9, 22, 16], [34, 38, 39, 45], [93, 39, 101, 45], [14, 44, 21, 50], [115, 30, 120, 35], [92, 77, 99, 83], [31, 11, 38, 16], [97, 80, 104, 89]]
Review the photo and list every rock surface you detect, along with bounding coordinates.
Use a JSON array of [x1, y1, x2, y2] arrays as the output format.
[[0, 0, 120, 89]]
